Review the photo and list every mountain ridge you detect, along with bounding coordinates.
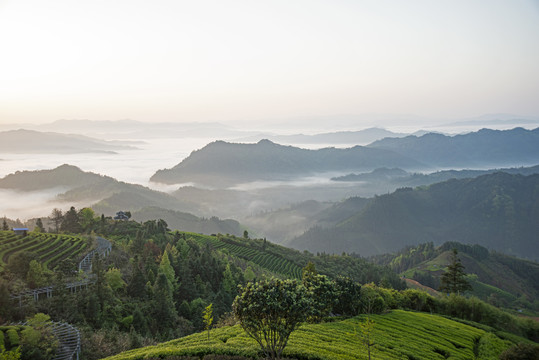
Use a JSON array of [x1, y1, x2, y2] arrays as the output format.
[[150, 139, 427, 186]]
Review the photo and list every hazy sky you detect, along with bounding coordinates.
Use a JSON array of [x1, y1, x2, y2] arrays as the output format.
[[1, 0, 538, 125]]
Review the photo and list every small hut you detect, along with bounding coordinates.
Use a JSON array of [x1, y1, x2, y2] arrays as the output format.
[[13, 227, 29, 236]]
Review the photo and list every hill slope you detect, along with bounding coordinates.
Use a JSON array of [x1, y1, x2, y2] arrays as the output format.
[[370, 242, 539, 310], [101, 310, 514, 360], [0, 165, 243, 236], [289, 172, 539, 260], [150, 139, 427, 186]]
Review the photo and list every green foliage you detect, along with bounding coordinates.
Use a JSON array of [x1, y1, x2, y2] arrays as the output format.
[[203, 303, 213, 341], [19, 313, 58, 360], [293, 172, 539, 260], [357, 317, 375, 360], [333, 276, 362, 316], [439, 249, 472, 294], [233, 278, 310, 360], [302, 274, 337, 322], [0, 345, 21, 360], [5, 330, 18, 348], [106, 268, 126, 292], [499, 342, 539, 360], [0, 231, 87, 272], [475, 333, 512, 360], [100, 310, 519, 360], [60, 206, 82, 233]]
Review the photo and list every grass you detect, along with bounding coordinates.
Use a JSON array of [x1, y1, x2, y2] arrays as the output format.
[[102, 310, 518, 360]]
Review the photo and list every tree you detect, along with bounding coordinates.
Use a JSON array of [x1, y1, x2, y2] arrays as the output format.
[[49, 208, 63, 234], [35, 218, 45, 233], [333, 276, 362, 316], [26, 260, 46, 289], [60, 206, 82, 233], [357, 317, 376, 360], [499, 342, 539, 360], [439, 249, 472, 295], [202, 303, 213, 341], [79, 208, 96, 232], [233, 278, 310, 360], [2, 217, 8, 231], [105, 268, 126, 292], [20, 313, 58, 360]]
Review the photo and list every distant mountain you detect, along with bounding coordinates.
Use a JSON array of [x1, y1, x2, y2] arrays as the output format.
[[150, 139, 427, 186], [332, 165, 539, 185], [235, 128, 414, 145], [0, 129, 136, 153], [289, 172, 539, 260], [36, 119, 244, 139], [0, 164, 113, 191], [367, 127, 539, 168]]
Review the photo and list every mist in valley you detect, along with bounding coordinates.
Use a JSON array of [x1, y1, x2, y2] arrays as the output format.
[[2, 118, 539, 249]]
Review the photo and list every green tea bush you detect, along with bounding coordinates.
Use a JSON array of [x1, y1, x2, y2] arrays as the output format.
[[203, 355, 255, 360], [6, 329, 19, 348], [0, 330, 4, 348]]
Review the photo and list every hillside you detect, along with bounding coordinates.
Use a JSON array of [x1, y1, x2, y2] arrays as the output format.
[[289, 172, 539, 260], [150, 139, 427, 186], [0, 165, 242, 236], [370, 242, 539, 311], [185, 232, 404, 288], [0, 164, 115, 191], [368, 127, 539, 168], [101, 310, 516, 360], [331, 164, 539, 184], [0, 129, 135, 153]]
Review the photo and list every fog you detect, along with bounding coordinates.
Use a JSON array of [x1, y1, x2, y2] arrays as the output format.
[[1, 118, 538, 223], [0, 188, 90, 222], [0, 137, 216, 188]]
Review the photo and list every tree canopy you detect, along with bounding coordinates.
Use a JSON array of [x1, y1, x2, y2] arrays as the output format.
[[439, 249, 472, 295], [233, 278, 310, 360]]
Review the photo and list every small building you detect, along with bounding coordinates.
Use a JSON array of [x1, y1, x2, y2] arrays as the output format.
[[114, 211, 129, 221], [13, 228, 29, 236]]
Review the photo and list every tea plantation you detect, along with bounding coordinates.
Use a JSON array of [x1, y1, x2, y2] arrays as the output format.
[[0, 230, 88, 270], [102, 310, 517, 360]]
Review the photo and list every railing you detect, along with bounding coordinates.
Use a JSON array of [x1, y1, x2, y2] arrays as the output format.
[[7, 236, 111, 359], [78, 236, 112, 272], [14, 321, 81, 360], [10, 236, 111, 304]]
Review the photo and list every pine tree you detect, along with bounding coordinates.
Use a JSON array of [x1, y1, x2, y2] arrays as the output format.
[[439, 249, 472, 294], [2, 217, 9, 231], [35, 218, 45, 232], [60, 206, 82, 233]]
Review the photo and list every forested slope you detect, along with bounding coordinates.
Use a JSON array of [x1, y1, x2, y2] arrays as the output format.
[[290, 172, 539, 260]]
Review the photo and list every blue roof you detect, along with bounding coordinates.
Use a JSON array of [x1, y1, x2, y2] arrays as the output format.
[[13, 228, 29, 231]]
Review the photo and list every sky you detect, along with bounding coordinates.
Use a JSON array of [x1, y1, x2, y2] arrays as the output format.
[[1, 0, 539, 126]]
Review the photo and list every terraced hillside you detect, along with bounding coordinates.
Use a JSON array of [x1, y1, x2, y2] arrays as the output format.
[[101, 310, 519, 360], [0, 230, 89, 271], [185, 232, 302, 279], [180, 232, 405, 288]]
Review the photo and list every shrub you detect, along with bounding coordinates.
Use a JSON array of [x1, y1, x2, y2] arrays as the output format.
[[499, 342, 539, 360], [6, 329, 19, 348], [203, 355, 255, 360]]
